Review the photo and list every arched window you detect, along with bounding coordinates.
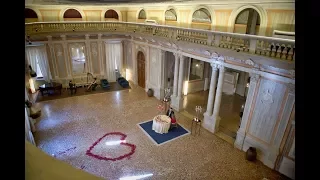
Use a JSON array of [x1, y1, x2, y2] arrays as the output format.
[[192, 8, 211, 23], [235, 9, 260, 25], [165, 9, 177, 21], [63, 9, 82, 21], [234, 8, 260, 35], [105, 10, 119, 20], [25, 8, 38, 22], [138, 9, 146, 19]]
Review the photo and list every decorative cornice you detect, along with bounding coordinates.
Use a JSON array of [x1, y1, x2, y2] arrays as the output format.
[[260, 64, 294, 78]]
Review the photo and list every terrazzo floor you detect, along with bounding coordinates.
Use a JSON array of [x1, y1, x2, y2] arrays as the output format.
[[33, 83, 289, 180]]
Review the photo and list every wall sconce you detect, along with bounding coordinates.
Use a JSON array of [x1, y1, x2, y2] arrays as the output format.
[[246, 83, 250, 87]]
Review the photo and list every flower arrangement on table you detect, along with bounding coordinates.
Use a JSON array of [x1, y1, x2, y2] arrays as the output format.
[[157, 104, 165, 115], [154, 115, 170, 123]]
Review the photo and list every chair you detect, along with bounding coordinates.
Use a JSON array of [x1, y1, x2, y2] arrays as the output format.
[[117, 77, 129, 88], [100, 79, 111, 89], [68, 81, 77, 95]]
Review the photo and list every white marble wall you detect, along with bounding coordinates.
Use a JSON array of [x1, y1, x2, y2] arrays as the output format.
[[236, 76, 295, 169], [147, 47, 165, 100], [90, 42, 100, 74]]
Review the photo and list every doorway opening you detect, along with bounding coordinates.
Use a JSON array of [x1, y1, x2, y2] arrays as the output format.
[[217, 68, 249, 143], [182, 59, 211, 119], [137, 51, 145, 88]]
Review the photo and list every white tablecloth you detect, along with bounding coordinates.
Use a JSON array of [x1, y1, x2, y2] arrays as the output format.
[[152, 115, 171, 134]]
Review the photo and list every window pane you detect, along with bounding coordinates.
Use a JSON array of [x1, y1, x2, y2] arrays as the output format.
[[189, 59, 204, 81], [69, 43, 86, 75], [36, 62, 43, 78]]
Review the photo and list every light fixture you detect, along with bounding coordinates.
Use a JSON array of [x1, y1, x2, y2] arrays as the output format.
[[246, 83, 250, 87], [196, 64, 199, 67]]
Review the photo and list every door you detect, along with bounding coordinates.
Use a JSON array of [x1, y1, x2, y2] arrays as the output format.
[[276, 114, 295, 179], [137, 51, 145, 88]]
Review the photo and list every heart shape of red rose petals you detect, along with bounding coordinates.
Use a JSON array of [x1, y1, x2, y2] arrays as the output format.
[[86, 132, 136, 161]]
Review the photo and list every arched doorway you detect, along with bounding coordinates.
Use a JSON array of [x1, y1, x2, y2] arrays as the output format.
[[137, 51, 145, 88]]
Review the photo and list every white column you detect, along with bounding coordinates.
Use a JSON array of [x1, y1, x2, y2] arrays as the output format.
[[172, 52, 179, 97], [61, 35, 71, 79], [132, 40, 137, 84], [204, 63, 218, 116], [97, 34, 104, 77], [145, 46, 150, 91], [85, 34, 92, 73], [203, 62, 210, 91], [234, 73, 260, 150], [211, 65, 225, 133], [47, 35, 59, 79], [177, 54, 185, 98]]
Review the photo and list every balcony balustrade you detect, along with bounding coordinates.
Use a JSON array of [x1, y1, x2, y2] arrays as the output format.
[[25, 21, 295, 61]]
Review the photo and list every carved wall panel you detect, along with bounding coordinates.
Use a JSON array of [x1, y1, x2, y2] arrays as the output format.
[[125, 41, 133, 70], [90, 42, 100, 74], [248, 78, 287, 144], [45, 44, 55, 78], [54, 43, 67, 78], [149, 47, 161, 87]]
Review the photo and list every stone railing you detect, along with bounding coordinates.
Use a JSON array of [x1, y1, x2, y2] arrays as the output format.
[[25, 21, 295, 61]]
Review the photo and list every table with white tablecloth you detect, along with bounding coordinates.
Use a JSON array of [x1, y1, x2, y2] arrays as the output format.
[[152, 115, 171, 134]]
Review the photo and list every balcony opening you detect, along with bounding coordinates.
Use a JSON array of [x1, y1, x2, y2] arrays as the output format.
[[138, 9, 146, 19], [165, 9, 177, 26], [137, 9, 146, 23], [25, 8, 38, 23], [63, 9, 82, 21], [234, 8, 260, 35], [191, 8, 212, 30], [105, 9, 119, 21]]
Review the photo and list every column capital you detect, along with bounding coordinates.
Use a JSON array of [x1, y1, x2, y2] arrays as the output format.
[[173, 52, 180, 60], [85, 34, 90, 40], [217, 56, 225, 62], [250, 73, 260, 82], [218, 65, 225, 71], [210, 63, 219, 71], [60, 35, 66, 40], [46, 36, 52, 41]]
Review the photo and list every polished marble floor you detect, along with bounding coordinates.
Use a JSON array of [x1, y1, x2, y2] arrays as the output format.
[[34, 83, 289, 180]]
